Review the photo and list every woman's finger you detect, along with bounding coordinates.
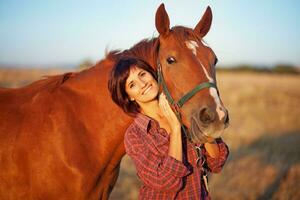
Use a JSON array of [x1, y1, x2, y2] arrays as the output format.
[[159, 96, 167, 113], [159, 94, 169, 114], [159, 93, 176, 117], [159, 93, 181, 130], [160, 94, 169, 109]]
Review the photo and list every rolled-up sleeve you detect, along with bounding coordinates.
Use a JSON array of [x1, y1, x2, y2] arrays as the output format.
[[203, 138, 229, 173], [124, 127, 190, 192]]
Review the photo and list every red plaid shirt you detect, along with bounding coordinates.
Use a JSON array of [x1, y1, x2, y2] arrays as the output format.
[[124, 113, 229, 200]]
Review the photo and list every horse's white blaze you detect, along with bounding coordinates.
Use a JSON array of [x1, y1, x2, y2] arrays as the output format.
[[185, 40, 225, 121], [210, 88, 225, 120], [201, 63, 225, 121], [199, 61, 214, 83], [185, 40, 214, 82], [185, 40, 198, 55]]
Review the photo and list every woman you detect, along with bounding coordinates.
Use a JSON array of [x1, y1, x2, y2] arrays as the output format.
[[108, 57, 229, 199]]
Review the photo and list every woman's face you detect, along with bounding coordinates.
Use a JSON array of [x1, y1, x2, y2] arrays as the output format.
[[125, 66, 159, 106]]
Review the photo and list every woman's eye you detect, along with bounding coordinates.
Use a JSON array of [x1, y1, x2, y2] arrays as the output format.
[[166, 56, 176, 64], [129, 83, 135, 89], [140, 72, 146, 76]]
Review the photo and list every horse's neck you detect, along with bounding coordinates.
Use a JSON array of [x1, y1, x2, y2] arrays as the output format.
[[124, 38, 158, 68]]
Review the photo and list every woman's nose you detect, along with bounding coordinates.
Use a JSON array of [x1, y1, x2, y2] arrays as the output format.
[[139, 79, 147, 88]]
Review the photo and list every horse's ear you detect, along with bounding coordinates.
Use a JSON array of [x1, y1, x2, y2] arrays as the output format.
[[155, 3, 170, 37], [194, 6, 212, 38]]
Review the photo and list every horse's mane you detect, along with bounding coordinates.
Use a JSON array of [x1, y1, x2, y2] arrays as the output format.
[[11, 26, 196, 93], [38, 72, 77, 91], [105, 37, 159, 68], [11, 37, 158, 93]]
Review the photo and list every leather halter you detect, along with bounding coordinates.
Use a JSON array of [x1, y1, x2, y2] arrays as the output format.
[[156, 58, 218, 141], [155, 42, 218, 191]]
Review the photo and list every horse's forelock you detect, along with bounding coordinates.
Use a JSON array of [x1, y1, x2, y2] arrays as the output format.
[[171, 26, 202, 47]]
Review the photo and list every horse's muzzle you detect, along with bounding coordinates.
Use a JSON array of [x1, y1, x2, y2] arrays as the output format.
[[189, 107, 229, 144]]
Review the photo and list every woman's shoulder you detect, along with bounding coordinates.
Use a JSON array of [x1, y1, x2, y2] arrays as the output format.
[[124, 115, 170, 156], [128, 113, 151, 128], [125, 114, 151, 139], [124, 122, 139, 139], [124, 116, 151, 154]]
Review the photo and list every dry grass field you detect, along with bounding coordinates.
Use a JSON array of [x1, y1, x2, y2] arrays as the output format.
[[1, 68, 299, 199]]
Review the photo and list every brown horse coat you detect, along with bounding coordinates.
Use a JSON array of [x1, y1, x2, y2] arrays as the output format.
[[0, 56, 132, 199], [0, 3, 226, 199]]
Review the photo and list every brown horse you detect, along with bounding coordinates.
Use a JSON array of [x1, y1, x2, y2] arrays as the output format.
[[0, 3, 228, 200]]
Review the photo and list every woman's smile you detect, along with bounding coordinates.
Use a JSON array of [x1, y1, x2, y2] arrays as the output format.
[[142, 84, 153, 95]]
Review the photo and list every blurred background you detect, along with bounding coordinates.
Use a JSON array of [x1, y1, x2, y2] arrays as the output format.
[[1, 0, 299, 199]]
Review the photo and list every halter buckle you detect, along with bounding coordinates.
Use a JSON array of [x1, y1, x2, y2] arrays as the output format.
[[172, 102, 181, 114], [195, 145, 205, 167]]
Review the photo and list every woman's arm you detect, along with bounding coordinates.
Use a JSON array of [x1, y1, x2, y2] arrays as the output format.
[[204, 139, 220, 158], [125, 128, 190, 192], [168, 127, 183, 161], [159, 93, 183, 162], [123, 93, 190, 192]]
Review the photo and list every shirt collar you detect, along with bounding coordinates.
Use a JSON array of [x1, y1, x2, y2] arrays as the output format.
[[134, 113, 152, 133]]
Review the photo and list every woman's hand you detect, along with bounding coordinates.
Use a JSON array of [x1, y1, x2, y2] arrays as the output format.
[[204, 137, 219, 158], [158, 93, 181, 132], [159, 93, 184, 161]]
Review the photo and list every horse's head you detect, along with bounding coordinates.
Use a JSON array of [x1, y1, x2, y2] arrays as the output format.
[[155, 4, 229, 144]]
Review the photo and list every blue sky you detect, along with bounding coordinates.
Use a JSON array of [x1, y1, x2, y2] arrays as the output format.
[[0, 0, 299, 68]]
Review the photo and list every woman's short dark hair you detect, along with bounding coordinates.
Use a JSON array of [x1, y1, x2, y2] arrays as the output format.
[[108, 57, 158, 116]]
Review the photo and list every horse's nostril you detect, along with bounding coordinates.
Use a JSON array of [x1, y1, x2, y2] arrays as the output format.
[[225, 114, 229, 124], [199, 107, 215, 125], [223, 110, 230, 127]]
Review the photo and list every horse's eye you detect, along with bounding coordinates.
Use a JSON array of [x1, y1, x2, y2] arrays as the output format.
[[166, 57, 176, 64], [214, 57, 218, 65]]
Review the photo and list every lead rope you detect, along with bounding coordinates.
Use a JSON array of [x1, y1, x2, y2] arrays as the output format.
[[157, 60, 210, 193]]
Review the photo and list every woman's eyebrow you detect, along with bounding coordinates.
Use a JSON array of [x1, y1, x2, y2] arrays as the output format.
[[127, 70, 143, 87], [138, 70, 144, 76], [127, 79, 134, 87]]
